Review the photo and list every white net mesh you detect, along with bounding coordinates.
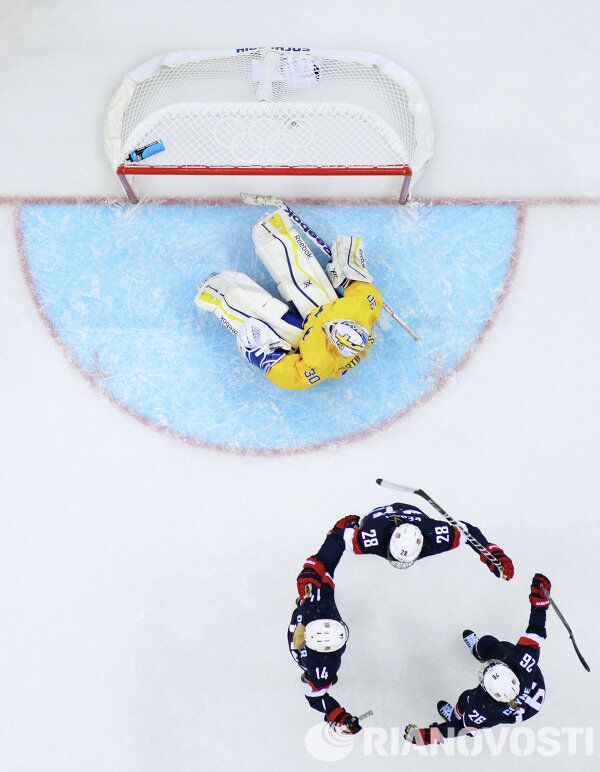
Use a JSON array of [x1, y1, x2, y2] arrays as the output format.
[[106, 48, 434, 173]]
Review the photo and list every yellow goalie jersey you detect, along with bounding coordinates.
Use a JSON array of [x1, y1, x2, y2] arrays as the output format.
[[267, 281, 383, 390]]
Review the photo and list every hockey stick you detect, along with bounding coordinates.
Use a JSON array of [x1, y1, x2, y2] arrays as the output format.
[[541, 587, 590, 672], [240, 193, 420, 341], [375, 479, 507, 580], [380, 302, 419, 338]]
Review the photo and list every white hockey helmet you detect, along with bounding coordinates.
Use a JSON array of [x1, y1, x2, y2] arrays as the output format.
[[479, 660, 520, 702], [324, 319, 369, 358], [388, 523, 424, 568], [304, 619, 349, 652]]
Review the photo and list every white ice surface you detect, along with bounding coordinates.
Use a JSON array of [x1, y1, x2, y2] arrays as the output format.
[[1, 2, 600, 770]]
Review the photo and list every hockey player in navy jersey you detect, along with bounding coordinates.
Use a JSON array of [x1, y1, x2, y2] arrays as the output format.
[[347, 502, 514, 579], [405, 573, 551, 745], [288, 516, 363, 734]]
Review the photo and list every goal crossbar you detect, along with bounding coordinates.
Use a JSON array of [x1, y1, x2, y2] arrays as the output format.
[[116, 163, 412, 203]]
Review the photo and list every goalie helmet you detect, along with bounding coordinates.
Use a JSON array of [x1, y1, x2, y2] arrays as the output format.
[[324, 319, 369, 358], [387, 523, 424, 568], [304, 619, 349, 652], [479, 660, 520, 702]]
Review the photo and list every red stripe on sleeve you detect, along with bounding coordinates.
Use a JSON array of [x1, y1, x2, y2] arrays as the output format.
[[328, 707, 345, 722], [307, 679, 334, 692], [450, 526, 461, 549], [517, 636, 540, 649], [353, 530, 364, 554], [321, 573, 335, 589]]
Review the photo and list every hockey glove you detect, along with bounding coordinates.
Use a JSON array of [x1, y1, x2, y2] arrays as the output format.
[[330, 515, 360, 533], [326, 235, 373, 288], [297, 556, 328, 598], [326, 706, 362, 734], [529, 573, 551, 608], [480, 544, 514, 580], [404, 724, 445, 745]]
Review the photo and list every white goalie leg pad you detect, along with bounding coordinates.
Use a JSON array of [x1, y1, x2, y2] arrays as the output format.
[[252, 209, 337, 318], [194, 270, 300, 349], [326, 235, 373, 288]]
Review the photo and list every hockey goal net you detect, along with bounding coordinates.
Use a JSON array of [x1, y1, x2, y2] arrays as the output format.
[[104, 47, 434, 203]]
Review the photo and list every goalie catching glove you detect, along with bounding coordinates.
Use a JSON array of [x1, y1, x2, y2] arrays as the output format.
[[326, 235, 373, 289], [236, 318, 288, 373]]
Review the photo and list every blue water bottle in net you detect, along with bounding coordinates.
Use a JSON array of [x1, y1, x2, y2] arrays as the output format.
[[126, 139, 165, 162]]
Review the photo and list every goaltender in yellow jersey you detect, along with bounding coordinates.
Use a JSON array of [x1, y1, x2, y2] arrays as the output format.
[[195, 207, 383, 391], [266, 281, 382, 389]]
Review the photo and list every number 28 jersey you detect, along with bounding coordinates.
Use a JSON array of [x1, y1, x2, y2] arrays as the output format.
[[352, 503, 489, 561]]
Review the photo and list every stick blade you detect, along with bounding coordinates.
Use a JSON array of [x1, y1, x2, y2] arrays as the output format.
[[579, 654, 591, 673], [542, 587, 591, 672], [240, 192, 283, 207]]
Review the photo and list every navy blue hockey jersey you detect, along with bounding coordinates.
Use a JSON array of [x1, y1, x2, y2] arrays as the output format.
[[288, 527, 348, 715], [352, 503, 489, 563], [437, 606, 547, 737]]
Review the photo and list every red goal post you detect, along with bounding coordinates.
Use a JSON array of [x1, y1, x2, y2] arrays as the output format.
[[105, 48, 434, 204]]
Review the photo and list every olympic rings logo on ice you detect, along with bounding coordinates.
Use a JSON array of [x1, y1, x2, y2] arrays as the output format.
[[304, 722, 355, 761]]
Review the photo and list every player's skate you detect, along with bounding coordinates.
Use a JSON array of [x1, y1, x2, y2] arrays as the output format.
[[252, 208, 338, 318], [194, 270, 302, 349], [463, 629, 479, 655], [436, 701, 454, 721]]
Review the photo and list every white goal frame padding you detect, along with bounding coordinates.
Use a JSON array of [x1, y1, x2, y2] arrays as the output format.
[[104, 47, 434, 202]]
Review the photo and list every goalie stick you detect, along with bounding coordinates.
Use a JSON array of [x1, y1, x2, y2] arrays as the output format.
[[541, 587, 590, 672], [375, 478, 507, 579], [240, 193, 420, 341]]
